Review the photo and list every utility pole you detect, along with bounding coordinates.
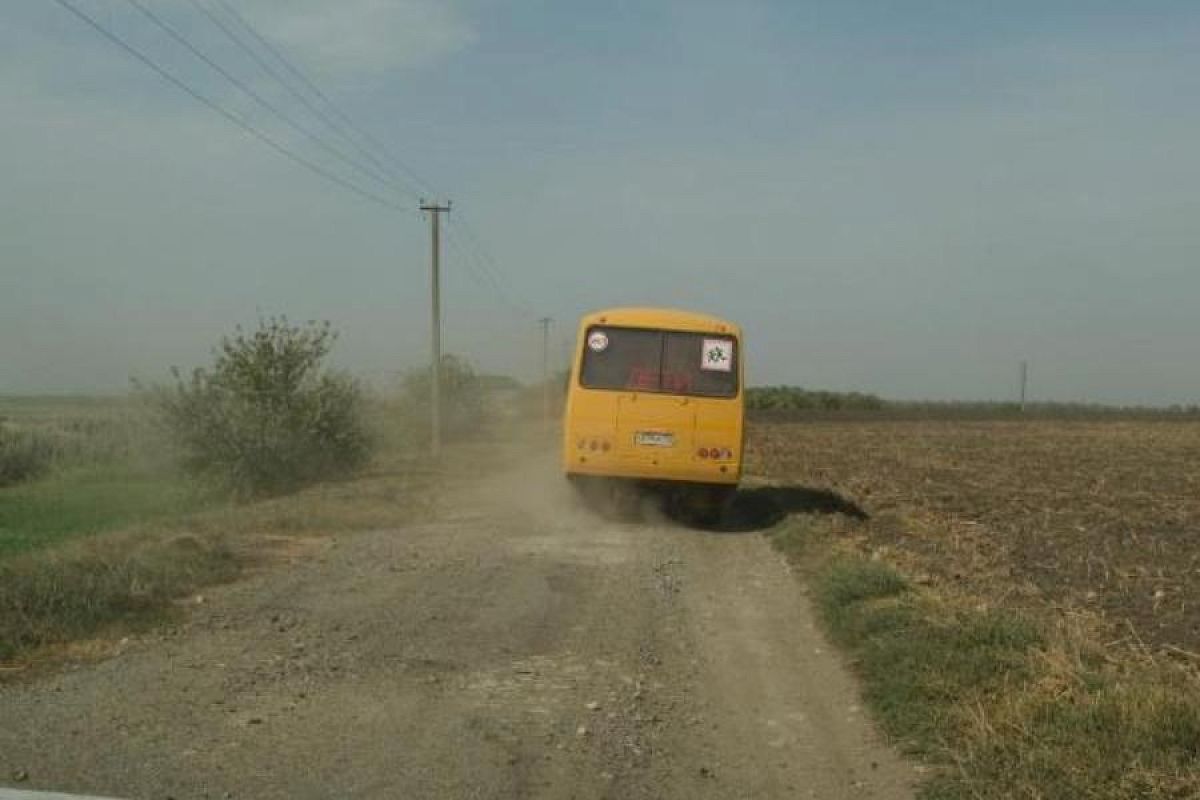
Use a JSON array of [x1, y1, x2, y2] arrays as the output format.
[[538, 316, 553, 436], [1019, 360, 1028, 413], [420, 199, 451, 457]]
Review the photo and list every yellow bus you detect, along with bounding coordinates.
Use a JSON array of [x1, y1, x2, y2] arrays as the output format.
[[562, 307, 744, 521]]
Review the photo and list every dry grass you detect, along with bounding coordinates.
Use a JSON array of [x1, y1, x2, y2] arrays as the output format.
[[0, 528, 237, 662], [754, 419, 1200, 799], [0, 392, 506, 667]]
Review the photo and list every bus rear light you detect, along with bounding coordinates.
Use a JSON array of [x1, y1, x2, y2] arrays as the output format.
[[697, 447, 710, 459], [577, 439, 586, 450], [601, 441, 611, 452], [589, 440, 599, 451]]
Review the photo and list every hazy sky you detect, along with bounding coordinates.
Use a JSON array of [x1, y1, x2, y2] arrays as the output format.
[[3, 1, 1199, 404]]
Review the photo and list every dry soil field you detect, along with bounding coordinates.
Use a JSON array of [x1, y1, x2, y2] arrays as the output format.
[[749, 418, 1200, 655]]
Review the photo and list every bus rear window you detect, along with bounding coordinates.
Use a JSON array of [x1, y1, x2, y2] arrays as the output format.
[[580, 327, 737, 398]]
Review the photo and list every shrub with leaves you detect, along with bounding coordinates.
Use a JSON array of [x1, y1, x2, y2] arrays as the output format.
[[152, 318, 372, 496]]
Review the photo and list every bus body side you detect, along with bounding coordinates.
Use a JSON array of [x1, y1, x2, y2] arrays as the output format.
[[562, 307, 744, 488]]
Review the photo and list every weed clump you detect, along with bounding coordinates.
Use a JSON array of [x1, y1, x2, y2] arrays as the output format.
[[0, 425, 57, 487], [150, 317, 372, 497], [778, 543, 1200, 799], [0, 530, 236, 661]]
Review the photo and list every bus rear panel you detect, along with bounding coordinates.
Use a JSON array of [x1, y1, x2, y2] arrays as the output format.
[[562, 308, 744, 489]]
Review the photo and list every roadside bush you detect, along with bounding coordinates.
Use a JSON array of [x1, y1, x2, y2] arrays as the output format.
[[397, 354, 487, 442], [150, 318, 373, 497], [0, 425, 57, 487]]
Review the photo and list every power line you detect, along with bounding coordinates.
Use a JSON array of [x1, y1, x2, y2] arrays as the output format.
[[52, 0, 406, 212], [202, 0, 540, 319], [203, 0, 528, 310], [443, 224, 514, 300], [193, 0, 427, 203], [186, 0, 412, 196], [210, 0, 438, 200], [443, 220, 535, 318], [123, 0, 402, 199], [440, 226, 523, 313], [451, 218, 515, 290], [63, 0, 545, 325]]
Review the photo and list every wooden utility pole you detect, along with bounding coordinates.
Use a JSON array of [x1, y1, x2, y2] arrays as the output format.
[[1020, 360, 1028, 412], [538, 316, 553, 436], [420, 199, 451, 457]]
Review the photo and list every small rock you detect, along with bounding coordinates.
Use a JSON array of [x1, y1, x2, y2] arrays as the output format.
[[585, 701, 601, 711], [575, 725, 589, 738], [247, 716, 264, 725], [699, 766, 714, 778], [12, 769, 29, 783]]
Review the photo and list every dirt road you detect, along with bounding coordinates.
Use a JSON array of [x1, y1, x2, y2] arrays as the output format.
[[0, 457, 915, 799]]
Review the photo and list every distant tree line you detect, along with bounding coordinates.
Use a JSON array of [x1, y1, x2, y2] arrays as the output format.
[[745, 386, 1200, 419], [746, 386, 886, 412]]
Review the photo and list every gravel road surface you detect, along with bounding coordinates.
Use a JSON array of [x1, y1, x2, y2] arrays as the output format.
[[1, 457, 915, 799]]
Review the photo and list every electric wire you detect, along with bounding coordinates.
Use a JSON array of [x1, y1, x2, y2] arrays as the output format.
[[123, 0, 403, 199], [52, 0, 406, 212], [191, 0, 427, 203], [441, 223, 534, 318], [444, 221, 534, 317], [61, 0, 542, 322], [210, 0, 438, 200], [202, 0, 537, 317], [453, 219, 521, 295]]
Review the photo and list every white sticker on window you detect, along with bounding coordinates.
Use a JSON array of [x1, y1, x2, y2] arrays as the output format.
[[701, 338, 733, 372], [587, 331, 609, 352]]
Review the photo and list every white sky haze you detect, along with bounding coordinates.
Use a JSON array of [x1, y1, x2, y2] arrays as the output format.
[[3, 1, 1199, 405]]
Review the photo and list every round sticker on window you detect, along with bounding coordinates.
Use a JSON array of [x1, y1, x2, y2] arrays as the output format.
[[587, 331, 609, 352]]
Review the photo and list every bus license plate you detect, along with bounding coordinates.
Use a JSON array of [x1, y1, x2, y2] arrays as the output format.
[[635, 431, 675, 448]]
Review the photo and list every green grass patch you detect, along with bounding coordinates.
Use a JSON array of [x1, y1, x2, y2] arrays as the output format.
[[810, 557, 1040, 757], [0, 465, 211, 558], [0, 529, 237, 661], [768, 516, 1200, 799]]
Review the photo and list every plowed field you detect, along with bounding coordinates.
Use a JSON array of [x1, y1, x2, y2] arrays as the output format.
[[749, 419, 1200, 652]]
